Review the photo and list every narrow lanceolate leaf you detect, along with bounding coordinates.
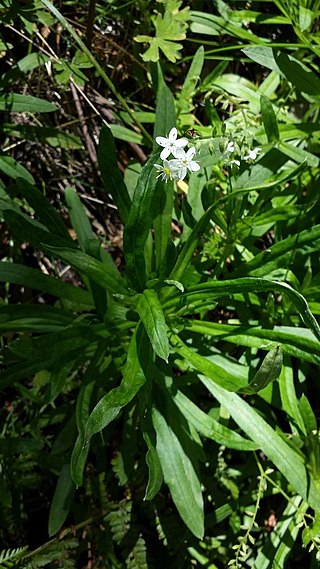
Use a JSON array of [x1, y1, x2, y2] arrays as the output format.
[[16, 179, 71, 240], [48, 463, 75, 536], [240, 346, 283, 394], [176, 45, 204, 116], [137, 289, 169, 362], [165, 278, 320, 343], [260, 95, 279, 143], [123, 154, 160, 291], [84, 324, 151, 442], [0, 156, 34, 183], [200, 375, 320, 513], [153, 84, 176, 150], [143, 429, 163, 500], [170, 388, 258, 451], [153, 180, 174, 276], [0, 262, 92, 305], [170, 333, 247, 392], [0, 93, 57, 113], [98, 127, 131, 224], [65, 186, 95, 250], [43, 245, 129, 296], [236, 224, 320, 278], [152, 407, 204, 539], [184, 320, 320, 365]]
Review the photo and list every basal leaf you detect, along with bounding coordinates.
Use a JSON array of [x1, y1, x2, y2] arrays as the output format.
[[200, 375, 320, 513], [84, 324, 150, 442], [152, 406, 204, 539], [48, 463, 75, 536]]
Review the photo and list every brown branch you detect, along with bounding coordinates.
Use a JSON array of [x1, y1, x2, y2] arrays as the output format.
[[70, 80, 98, 167]]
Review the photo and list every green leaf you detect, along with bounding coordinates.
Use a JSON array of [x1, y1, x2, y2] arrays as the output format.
[[135, 1, 189, 63], [65, 186, 95, 250], [279, 358, 306, 433], [176, 46, 204, 116], [48, 464, 75, 536], [48, 359, 75, 403], [242, 46, 282, 73], [0, 93, 57, 113], [260, 95, 279, 143], [2, 208, 76, 251], [299, 394, 317, 434], [241, 346, 283, 394], [170, 387, 258, 451], [299, 6, 313, 32], [152, 406, 204, 539], [200, 375, 320, 513], [0, 304, 73, 332], [236, 223, 320, 278], [16, 178, 71, 240], [275, 52, 320, 100], [166, 277, 320, 343], [98, 127, 131, 224], [184, 320, 320, 365], [0, 262, 92, 305], [170, 333, 247, 391], [143, 428, 163, 500], [71, 348, 109, 486], [43, 245, 129, 296], [0, 156, 34, 183], [2, 124, 81, 149], [123, 154, 160, 291], [137, 289, 169, 362], [84, 324, 150, 442], [153, 84, 176, 150], [153, 180, 174, 276]]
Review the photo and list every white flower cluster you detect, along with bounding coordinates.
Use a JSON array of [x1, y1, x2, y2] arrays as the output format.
[[225, 140, 261, 168], [154, 127, 200, 182]]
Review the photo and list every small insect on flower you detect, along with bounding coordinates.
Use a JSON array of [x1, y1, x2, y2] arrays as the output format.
[[156, 127, 188, 160], [154, 160, 180, 182], [169, 147, 200, 181]]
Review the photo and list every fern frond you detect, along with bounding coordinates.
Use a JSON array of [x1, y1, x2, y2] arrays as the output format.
[[126, 536, 148, 569], [0, 546, 28, 568]]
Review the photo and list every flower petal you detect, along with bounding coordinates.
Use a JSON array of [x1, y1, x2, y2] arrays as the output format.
[[175, 137, 189, 148], [186, 146, 196, 159], [173, 147, 186, 159], [168, 127, 177, 142], [189, 161, 200, 172], [178, 166, 187, 181], [160, 147, 171, 160], [156, 136, 169, 147]]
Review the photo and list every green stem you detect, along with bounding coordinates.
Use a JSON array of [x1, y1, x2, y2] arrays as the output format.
[[40, 0, 152, 143]]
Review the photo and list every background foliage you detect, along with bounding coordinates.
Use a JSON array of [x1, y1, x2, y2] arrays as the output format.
[[1, 0, 320, 567]]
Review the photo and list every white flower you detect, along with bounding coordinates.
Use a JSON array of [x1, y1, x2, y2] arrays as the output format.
[[230, 159, 240, 167], [154, 159, 181, 182], [169, 147, 200, 181], [156, 127, 188, 160], [244, 147, 261, 161], [226, 141, 235, 153]]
